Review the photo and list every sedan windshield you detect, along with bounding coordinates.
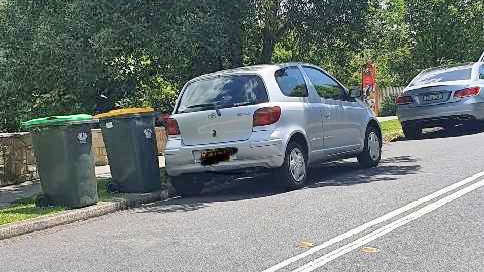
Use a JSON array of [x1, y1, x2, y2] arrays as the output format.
[[177, 75, 268, 113]]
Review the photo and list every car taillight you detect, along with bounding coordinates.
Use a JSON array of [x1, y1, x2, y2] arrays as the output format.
[[253, 106, 281, 127], [396, 95, 414, 105], [166, 118, 180, 136], [454, 87, 480, 98]]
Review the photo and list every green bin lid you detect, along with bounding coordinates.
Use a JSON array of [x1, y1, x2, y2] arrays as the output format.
[[22, 114, 94, 129]]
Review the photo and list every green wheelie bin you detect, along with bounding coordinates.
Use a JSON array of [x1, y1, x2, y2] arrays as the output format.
[[23, 114, 98, 208], [95, 108, 161, 193]]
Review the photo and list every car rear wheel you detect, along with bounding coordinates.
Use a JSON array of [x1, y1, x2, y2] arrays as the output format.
[[357, 126, 382, 168], [276, 141, 308, 189], [402, 122, 422, 139], [169, 175, 204, 197]]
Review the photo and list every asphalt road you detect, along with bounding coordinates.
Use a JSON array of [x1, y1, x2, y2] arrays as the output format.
[[1, 127, 483, 272]]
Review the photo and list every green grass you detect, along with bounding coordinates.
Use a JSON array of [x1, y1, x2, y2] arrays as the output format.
[[0, 178, 116, 226], [380, 120, 404, 142], [0, 198, 65, 226], [97, 178, 117, 202]]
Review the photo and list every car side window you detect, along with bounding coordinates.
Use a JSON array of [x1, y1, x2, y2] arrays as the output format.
[[302, 66, 346, 101], [274, 66, 308, 97], [480, 65, 484, 80]]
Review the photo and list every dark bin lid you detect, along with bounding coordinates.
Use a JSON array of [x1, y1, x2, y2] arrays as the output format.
[[22, 114, 96, 129]]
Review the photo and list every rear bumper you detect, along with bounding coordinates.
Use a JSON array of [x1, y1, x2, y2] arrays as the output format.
[[164, 134, 285, 177], [397, 99, 484, 123]]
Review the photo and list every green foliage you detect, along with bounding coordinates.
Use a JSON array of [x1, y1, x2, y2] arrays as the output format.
[[406, 0, 484, 69], [380, 94, 399, 117], [0, 0, 483, 132]]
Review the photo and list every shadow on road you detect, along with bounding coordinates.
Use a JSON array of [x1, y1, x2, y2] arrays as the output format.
[[400, 123, 484, 142], [308, 156, 421, 187], [137, 156, 421, 214]]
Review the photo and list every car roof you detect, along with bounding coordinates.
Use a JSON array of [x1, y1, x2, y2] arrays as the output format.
[[406, 62, 480, 89], [188, 62, 312, 82]]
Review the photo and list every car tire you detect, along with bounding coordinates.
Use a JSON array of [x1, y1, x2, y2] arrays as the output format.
[[169, 175, 204, 197], [357, 126, 382, 168], [276, 140, 308, 190], [402, 122, 422, 139], [106, 182, 120, 193]]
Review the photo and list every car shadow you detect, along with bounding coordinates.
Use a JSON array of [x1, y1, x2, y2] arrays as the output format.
[[308, 156, 421, 187], [399, 123, 484, 142], [137, 156, 421, 214]]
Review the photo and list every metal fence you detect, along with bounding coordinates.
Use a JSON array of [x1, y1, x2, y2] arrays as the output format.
[[0, 133, 38, 187]]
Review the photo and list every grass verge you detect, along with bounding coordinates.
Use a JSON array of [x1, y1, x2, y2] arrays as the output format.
[[380, 119, 404, 142], [0, 178, 115, 226], [0, 198, 65, 226]]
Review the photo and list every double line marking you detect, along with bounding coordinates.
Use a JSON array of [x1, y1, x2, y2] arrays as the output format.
[[263, 171, 484, 272]]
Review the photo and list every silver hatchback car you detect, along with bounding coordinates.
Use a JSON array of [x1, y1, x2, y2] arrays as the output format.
[[165, 63, 382, 196], [397, 62, 484, 139]]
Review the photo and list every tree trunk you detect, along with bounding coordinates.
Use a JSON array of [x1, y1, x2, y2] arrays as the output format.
[[261, 27, 276, 64], [231, 35, 243, 68], [227, 1, 243, 68]]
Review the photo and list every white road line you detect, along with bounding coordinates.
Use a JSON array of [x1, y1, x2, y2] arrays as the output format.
[[262, 171, 484, 272], [292, 178, 484, 272]]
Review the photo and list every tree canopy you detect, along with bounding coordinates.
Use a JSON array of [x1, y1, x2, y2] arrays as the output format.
[[1, 0, 483, 132]]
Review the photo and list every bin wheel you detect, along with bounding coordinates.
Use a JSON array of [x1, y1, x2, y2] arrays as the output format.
[[35, 194, 50, 208], [106, 182, 120, 193]]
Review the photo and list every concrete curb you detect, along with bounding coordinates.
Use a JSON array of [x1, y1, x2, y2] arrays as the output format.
[[377, 116, 398, 122], [0, 190, 169, 241]]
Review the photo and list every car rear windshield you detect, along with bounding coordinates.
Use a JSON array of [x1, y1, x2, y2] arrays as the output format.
[[410, 66, 472, 87], [176, 75, 269, 113]]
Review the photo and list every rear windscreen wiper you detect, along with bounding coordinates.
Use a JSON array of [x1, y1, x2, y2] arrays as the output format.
[[186, 103, 218, 109], [186, 102, 222, 116]]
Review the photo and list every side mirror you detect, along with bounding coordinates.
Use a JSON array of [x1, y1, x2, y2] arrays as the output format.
[[349, 87, 362, 98]]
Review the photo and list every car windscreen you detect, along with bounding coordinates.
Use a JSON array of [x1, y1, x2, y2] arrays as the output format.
[[410, 66, 472, 87], [176, 75, 269, 114]]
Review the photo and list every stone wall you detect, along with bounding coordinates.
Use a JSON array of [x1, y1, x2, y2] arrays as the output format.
[[91, 129, 109, 166], [0, 127, 167, 186], [0, 133, 38, 187]]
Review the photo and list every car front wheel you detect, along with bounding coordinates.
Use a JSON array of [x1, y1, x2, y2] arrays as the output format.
[[357, 126, 382, 168]]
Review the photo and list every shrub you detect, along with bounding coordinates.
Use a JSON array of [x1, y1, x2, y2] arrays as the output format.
[[380, 94, 398, 117]]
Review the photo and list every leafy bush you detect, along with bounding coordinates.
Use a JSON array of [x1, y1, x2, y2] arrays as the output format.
[[380, 94, 398, 117], [115, 78, 179, 114]]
